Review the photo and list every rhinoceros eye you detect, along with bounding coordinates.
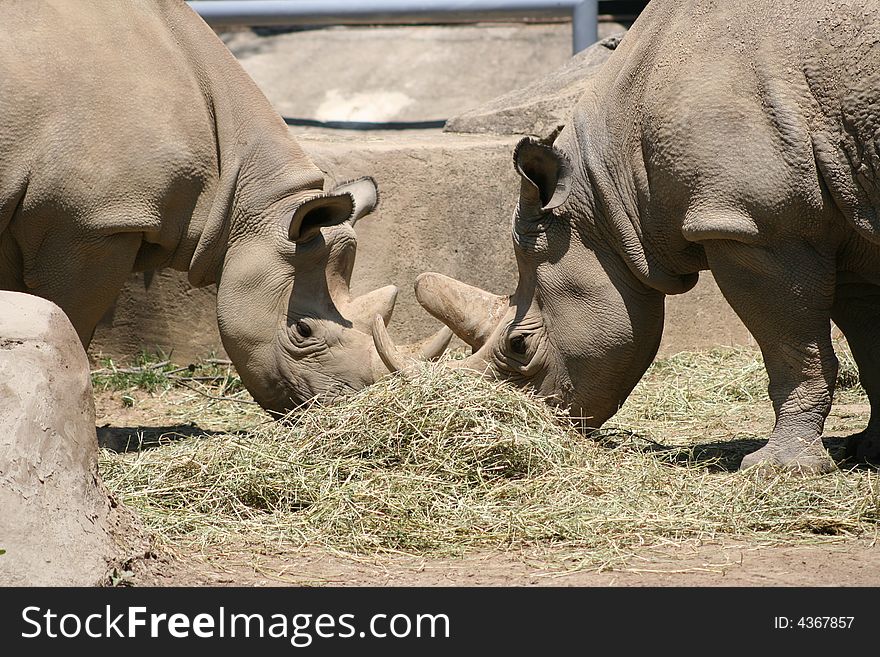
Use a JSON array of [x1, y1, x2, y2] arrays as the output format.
[[295, 319, 313, 338], [509, 334, 528, 355]]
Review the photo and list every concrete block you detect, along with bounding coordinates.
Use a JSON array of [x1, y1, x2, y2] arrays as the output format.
[[91, 131, 753, 362], [0, 291, 140, 585]]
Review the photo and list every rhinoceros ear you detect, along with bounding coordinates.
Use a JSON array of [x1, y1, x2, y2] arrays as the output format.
[[331, 176, 379, 225], [287, 193, 355, 243], [513, 136, 572, 216]]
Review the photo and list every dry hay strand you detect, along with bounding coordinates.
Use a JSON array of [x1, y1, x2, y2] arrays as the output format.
[[100, 349, 880, 569]]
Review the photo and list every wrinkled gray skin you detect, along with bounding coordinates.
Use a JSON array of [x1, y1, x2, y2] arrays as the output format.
[[400, 0, 880, 472], [0, 1, 447, 415]]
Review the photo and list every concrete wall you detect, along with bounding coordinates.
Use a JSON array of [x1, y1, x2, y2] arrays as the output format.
[[222, 24, 575, 124], [91, 130, 752, 362]]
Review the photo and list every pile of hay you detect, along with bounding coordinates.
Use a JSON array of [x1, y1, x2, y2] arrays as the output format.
[[100, 354, 880, 567]]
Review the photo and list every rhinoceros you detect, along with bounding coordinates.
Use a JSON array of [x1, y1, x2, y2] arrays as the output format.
[[375, 0, 880, 472], [0, 0, 450, 414]]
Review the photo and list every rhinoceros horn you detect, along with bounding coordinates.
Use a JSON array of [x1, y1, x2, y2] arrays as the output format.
[[414, 273, 508, 350], [345, 285, 399, 328], [344, 285, 453, 363], [372, 315, 412, 373], [372, 272, 505, 375], [371, 313, 478, 376], [370, 311, 454, 370], [409, 324, 454, 361]]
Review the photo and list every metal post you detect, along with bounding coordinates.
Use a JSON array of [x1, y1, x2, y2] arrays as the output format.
[[571, 0, 598, 53], [188, 1, 599, 55]]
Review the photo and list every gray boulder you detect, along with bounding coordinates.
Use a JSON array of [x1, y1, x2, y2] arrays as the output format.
[[0, 292, 141, 586], [445, 34, 623, 137]]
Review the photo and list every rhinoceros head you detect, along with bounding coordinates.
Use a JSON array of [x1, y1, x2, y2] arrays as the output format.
[[373, 137, 664, 429], [216, 177, 451, 416]]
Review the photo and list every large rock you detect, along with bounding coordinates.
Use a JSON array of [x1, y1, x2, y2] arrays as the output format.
[[0, 292, 140, 586], [445, 34, 623, 136]]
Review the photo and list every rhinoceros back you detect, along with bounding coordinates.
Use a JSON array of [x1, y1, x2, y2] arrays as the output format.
[[0, 0, 224, 235], [0, 0, 312, 285], [588, 0, 880, 247]]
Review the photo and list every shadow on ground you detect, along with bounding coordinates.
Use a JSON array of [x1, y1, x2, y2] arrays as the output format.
[[597, 432, 876, 473], [97, 424, 231, 453]]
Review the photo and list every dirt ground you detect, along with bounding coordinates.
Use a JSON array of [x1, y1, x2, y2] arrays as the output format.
[[94, 385, 880, 588], [131, 540, 880, 588]]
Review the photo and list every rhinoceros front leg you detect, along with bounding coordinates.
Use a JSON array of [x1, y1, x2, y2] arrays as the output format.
[[831, 280, 880, 464], [703, 239, 838, 474], [26, 231, 142, 347]]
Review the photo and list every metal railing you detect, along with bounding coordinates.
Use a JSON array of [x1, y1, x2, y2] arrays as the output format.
[[187, 0, 598, 54]]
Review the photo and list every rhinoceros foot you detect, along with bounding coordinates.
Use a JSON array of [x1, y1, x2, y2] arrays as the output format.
[[844, 431, 880, 467], [739, 440, 837, 476]]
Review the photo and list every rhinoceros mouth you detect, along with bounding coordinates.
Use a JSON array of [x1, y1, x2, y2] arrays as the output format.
[[263, 371, 358, 416]]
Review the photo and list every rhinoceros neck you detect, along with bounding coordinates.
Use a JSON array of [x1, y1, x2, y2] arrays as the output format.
[[167, 5, 323, 287], [570, 30, 703, 296], [187, 140, 323, 288]]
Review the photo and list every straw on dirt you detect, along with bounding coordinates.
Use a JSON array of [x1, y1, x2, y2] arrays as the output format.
[[99, 345, 880, 569]]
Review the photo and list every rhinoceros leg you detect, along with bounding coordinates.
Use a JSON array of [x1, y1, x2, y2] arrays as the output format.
[[26, 231, 142, 347], [831, 281, 880, 465], [703, 239, 838, 474]]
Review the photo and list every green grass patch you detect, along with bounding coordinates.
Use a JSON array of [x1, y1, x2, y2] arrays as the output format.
[[91, 351, 245, 397]]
